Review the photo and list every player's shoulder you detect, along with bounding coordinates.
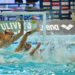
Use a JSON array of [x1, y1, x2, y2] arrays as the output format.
[[0, 32, 4, 37]]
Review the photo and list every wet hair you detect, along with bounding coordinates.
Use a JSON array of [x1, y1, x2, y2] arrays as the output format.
[[25, 43, 31, 51]]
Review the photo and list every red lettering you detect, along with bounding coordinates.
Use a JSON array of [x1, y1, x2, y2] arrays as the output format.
[[43, 0, 50, 2], [61, 6, 69, 10], [52, 2, 60, 5]]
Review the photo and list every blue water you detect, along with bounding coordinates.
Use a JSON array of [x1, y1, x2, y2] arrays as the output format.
[[0, 35, 75, 75]]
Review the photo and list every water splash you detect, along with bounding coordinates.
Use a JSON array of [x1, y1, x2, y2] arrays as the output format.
[[41, 35, 75, 64], [0, 35, 75, 64]]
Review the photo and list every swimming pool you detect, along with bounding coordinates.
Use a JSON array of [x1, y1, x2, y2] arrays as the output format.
[[0, 35, 75, 75]]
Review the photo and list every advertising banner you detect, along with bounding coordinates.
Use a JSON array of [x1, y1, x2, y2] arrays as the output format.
[[0, 0, 15, 3], [0, 20, 75, 35], [52, 2, 60, 6], [0, 21, 21, 33], [61, 6, 69, 10], [43, 2, 51, 5], [43, 0, 50, 1], [38, 20, 75, 35]]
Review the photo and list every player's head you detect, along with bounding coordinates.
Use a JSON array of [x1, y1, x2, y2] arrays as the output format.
[[4, 29, 14, 36], [25, 43, 31, 50]]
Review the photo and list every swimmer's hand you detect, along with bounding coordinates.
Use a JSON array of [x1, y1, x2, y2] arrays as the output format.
[[30, 48, 36, 55], [29, 42, 41, 55], [36, 42, 41, 49], [35, 26, 40, 31]]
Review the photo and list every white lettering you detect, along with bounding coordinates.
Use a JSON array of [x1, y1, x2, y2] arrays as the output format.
[[1, 22, 73, 31], [53, 25, 59, 30], [13, 22, 18, 29], [9, 22, 13, 29], [46, 25, 59, 30], [17, 22, 21, 29], [46, 25, 50, 30], [6, 23, 10, 29], [0, 23, 6, 30]]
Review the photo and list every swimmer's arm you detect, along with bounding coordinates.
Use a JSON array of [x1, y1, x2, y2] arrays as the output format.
[[15, 36, 27, 52], [13, 20, 24, 41], [29, 48, 37, 55], [15, 27, 40, 52], [17, 26, 40, 48], [15, 30, 32, 52], [26, 26, 40, 36], [15, 32, 31, 52], [18, 26, 40, 48], [30, 42, 41, 55], [15, 47, 23, 52]]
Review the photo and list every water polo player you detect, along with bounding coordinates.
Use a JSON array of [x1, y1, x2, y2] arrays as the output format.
[[15, 26, 40, 54], [0, 20, 24, 47]]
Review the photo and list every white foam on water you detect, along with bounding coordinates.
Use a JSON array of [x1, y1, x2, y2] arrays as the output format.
[[0, 55, 5, 63], [68, 53, 75, 62], [7, 58, 20, 63], [40, 36, 75, 64]]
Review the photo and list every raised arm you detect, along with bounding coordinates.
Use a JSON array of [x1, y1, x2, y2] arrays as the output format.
[[29, 42, 41, 55], [13, 20, 24, 41], [26, 26, 40, 36], [15, 26, 40, 52]]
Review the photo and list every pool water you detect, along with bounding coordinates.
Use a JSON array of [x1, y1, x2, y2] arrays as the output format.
[[0, 62, 75, 75], [0, 35, 75, 75]]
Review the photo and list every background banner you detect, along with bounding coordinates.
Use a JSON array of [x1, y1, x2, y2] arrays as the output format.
[[0, 21, 20, 33], [0, 20, 75, 35]]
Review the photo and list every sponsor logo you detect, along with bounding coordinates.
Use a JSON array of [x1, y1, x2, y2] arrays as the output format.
[[43, 2, 50, 5], [0, 21, 74, 32], [61, 6, 69, 10], [52, 6, 60, 10], [61, 2, 68, 5], [52, 2, 60, 6], [40, 25, 59, 31], [61, 24, 74, 30], [0, 22, 21, 30]]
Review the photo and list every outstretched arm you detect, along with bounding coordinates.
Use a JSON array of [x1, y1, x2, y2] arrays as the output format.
[[15, 26, 40, 52], [26, 26, 40, 36], [13, 20, 24, 41], [29, 42, 41, 55]]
